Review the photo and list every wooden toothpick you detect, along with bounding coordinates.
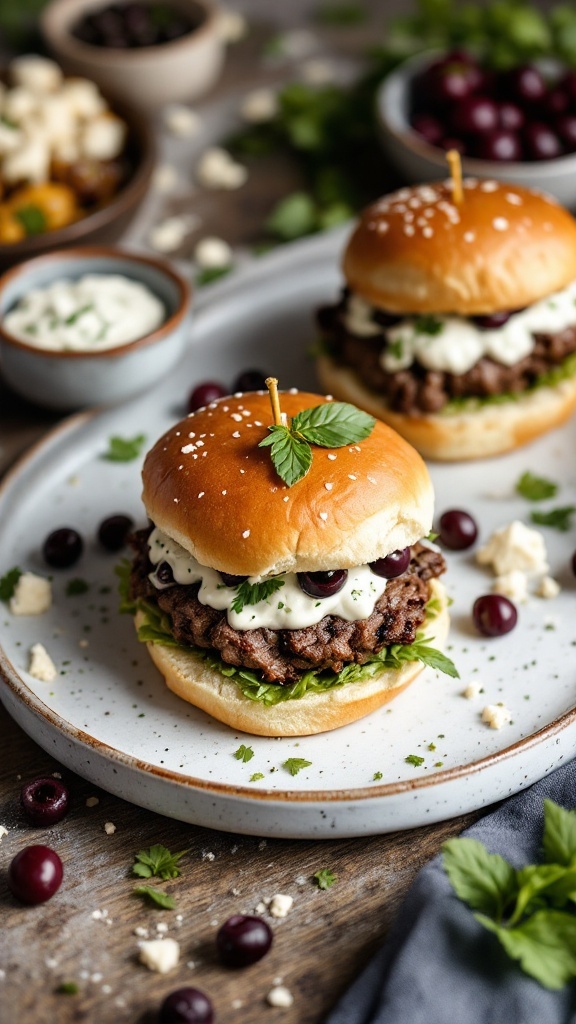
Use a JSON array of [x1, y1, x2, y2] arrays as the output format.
[[446, 149, 463, 204], [265, 377, 283, 426]]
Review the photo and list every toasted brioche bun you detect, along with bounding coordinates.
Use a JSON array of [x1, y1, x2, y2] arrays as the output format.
[[344, 179, 576, 315], [142, 390, 433, 577], [137, 579, 449, 736], [317, 354, 576, 461]]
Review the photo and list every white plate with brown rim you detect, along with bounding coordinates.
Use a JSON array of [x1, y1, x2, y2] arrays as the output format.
[[1, 227, 576, 838]]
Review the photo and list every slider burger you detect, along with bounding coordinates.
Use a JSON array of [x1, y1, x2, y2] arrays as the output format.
[[316, 169, 576, 460], [126, 383, 456, 737]]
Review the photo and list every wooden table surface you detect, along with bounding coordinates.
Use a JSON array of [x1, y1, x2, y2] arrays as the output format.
[[1, 3, 481, 1021]]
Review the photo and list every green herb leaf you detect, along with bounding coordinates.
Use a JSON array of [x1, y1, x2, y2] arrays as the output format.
[[413, 315, 444, 336], [314, 868, 337, 889], [405, 754, 425, 767], [196, 265, 233, 287], [132, 844, 188, 881], [250, 772, 265, 782], [259, 425, 313, 486], [292, 401, 375, 448], [230, 577, 286, 614], [530, 506, 576, 532], [55, 981, 79, 995], [134, 885, 176, 910], [283, 757, 313, 776], [0, 566, 21, 602], [478, 909, 576, 990], [516, 471, 558, 501], [65, 304, 94, 325], [386, 636, 459, 679], [14, 204, 47, 236], [266, 191, 318, 241], [102, 434, 147, 463], [234, 744, 254, 763], [443, 838, 518, 920], [116, 559, 136, 614], [542, 799, 576, 867], [373, 771, 383, 781], [65, 578, 90, 596]]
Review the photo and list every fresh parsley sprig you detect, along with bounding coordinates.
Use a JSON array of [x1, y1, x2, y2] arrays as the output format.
[[314, 868, 337, 889], [132, 844, 188, 881], [133, 885, 177, 910], [259, 378, 375, 486], [283, 757, 313, 776], [234, 744, 254, 763], [102, 434, 147, 463], [230, 578, 285, 614]]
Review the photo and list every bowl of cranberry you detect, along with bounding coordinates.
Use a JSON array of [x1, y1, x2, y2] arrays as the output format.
[[376, 49, 576, 207]]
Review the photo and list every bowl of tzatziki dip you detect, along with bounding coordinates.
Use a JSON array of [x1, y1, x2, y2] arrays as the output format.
[[0, 246, 191, 409]]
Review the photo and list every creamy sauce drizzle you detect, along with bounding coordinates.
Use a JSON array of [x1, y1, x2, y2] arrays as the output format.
[[148, 527, 387, 632], [4, 273, 165, 351], [341, 283, 576, 375]]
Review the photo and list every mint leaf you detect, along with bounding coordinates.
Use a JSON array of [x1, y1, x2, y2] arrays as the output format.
[[14, 204, 47, 236], [443, 838, 517, 920], [65, 578, 89, 596], [510, 863, 571, 924], [55, 982, 79, 995], [516, 471, 558, 501], [250, 772, 265, 782], [134, 885, 176, 910], [0, 566, 21, 602], [385, 636, 459, 678], [230, 577, 285, 614], [266, 191, 317, 241], [314, 868, 337, 889], [478, 910, 576, 990], [132, 844, 188, 881], [292, 401, 375, 448], [102, 434, 146, 463], [283, 758, 312, 776], [259, 424, 312, 486], [414, 315, 444, 336], [234, 744, 254, 763], [405, 754, 424, 767], [530, 506, 576, 532], [542, 800, 576, 867]]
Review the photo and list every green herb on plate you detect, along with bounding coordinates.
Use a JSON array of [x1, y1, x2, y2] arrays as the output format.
[[250, 772, 266, 782], [516, 472, 558, 501], [314, 868, 337, 889], [405, 754, 425, 767], [283, 758, 313, 776], [102, 434, 147, 463], [234, 744, 255, 763], [530, 506, 576, 532], [65, 578, 90, 597], [0, 566, 21, 602]]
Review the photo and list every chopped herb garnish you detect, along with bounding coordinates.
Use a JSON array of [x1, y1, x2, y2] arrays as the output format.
[[55, 982, 79, 995], [426, 531, 439, 543], [250, 772, 265, 782], [196, 265, 233, 287], [405, 754, 425, 767], [283, 757, 313, 776], [387, 338, 405, 360], [428, 742, 436, 751], [233, 744, 254, 763], [134, 885, 176, 910], [314, 868, 337, 889], [373, 771, 383, 781], [230, 578, 285, 614], [414, 315, 444, 336], [14, 204, 47, 236], [132, 844, 188, 880], [65, 578, 90, 596], [516, 471, 558, 501], [530, 506, 576, 532], [0, 566, 21, 602], [102, 434, 147, 462], [65, 304, 95, 325]]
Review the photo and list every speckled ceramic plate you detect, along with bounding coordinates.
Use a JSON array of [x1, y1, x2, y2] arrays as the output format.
[[1, 229, 576, 838]]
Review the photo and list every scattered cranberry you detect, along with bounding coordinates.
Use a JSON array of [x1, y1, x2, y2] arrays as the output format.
[[219, 571, 248, 587], [438, 510, 478, 550], [8, 845, 63, 904], [498, 101, 525, 131], [20, 777, 69, 827], [216, 914, 273, 968], [474, 129, 522, 162], [571, 551, 576, 576], [411, 113, 444, 146], [370, 547, 411, 578], [159, 987, 214, 1024], [298, 569, 348, 598], [232, 369, 268, 393], [452, 95, 498, 135], [472, 311, 513, 330], [156, 562, 175, 585], [187, 382, 227, 414], [473, 594, 518, 637], [556, 114, 576, 151], [505, 65, 547, 104], [98, 514, 134, 552], [43, 528, 83, 569], [523, 123, 562, 160]]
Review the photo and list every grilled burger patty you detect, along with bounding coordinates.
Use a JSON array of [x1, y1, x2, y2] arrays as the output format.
[[317, 296, 576, 417], [130, 530, 446, 685]]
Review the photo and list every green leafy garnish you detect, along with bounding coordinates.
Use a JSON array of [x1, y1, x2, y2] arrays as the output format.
[[314, 868, 337, 889], [530, 507, 576, 532], [55, 982, 79, 995], [413, 315, 444, 336], [134, 885, 176, 910], [132, 844, 188, 880], [259, 400, 375, 486], [516, 472, 558, 501], [250, 772, 265, 782], [373, 771, 383, 781], [14, 204, 47, 236], [0, 566, 21, 602], [102, 434, 146, 462], [234, 744, 254, 763], [405, 754, 425, 767], [266, 191, 318, 240], [65, 304, 95, 326], [65, 578, 90, 596], [283, 758, 313, 776], [443, 800, 576, 989], [230, 578, 285, 614], [196, 265, 233, 287]]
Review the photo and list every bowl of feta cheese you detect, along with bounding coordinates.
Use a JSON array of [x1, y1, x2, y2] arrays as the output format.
[[0, 246, 191, 409]]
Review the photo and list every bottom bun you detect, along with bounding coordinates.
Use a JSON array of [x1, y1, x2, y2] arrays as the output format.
[[136, 579, 450, 737], [317, 354, 576, 461]]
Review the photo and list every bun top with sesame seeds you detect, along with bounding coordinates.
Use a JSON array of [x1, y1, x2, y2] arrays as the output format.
[[141, 390, 433, 577], [343, 179, 576, 315]]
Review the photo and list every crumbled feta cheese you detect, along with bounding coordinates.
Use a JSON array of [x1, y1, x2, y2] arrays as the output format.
[[0, 825, 8, 842], [254, 901, 267, 915], [269, 894, 293, 918], [104, 822, 116, 835], [9, 572, 52, 615], [202, 850, 216, 861], [300, 59, 334, 85], [276, 29, 318, 59], [492, 569, 528, 603], [2, 137, 50, 184], [267, 985, 294, 1008], [216, 8, 247, 42], [138, 938, 180, 974], [0, 122, 23, 155], [3, 86, 37, 123], [134, 926, 149, 938], [481, 703, 512, 730], [152, 163, 179, 192], [11, 55, 63, 93], [80, 114, 126, 161], [537, 575, 560, 599], [149, 214, 199, 252], [85, 796, 99, 807], [60, 78, 107, 119], [196, 147, 247, 190], [240, 88, 278, 123], [28, 643, 57, 682], [463, 681, 481, 699], [476, 520, 548, 576], [156, 922, 168, 934], [163, 104, 202, 137], [194, 236, 232, 269]]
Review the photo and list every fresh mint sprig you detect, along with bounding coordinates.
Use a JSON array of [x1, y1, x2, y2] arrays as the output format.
[[530, 506, 576, 532], [230, 578, 285, 614], [102, 434, 147, 463], [515, 471, 558, 501], [132, 844, 188, 881], [133, 885, 177, 910]]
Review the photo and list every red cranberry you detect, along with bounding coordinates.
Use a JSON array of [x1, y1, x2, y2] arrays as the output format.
[[473, 594, 518, 637], [369, 547, 411, 578], [543, 87, 570, 116], [216, 914, 273, 967], [156, 561, 174, 585], [555, 114, 576, 151], [572, 551, 576, 576], [232, 369, 268, 393], [428, 60, 485, 105], [438, 510, 478, 550], [219, 572, 248, 587], [373, 310, 402, 329], [159, 987, 214, 1023], [8, 845, 63, 904], [98, 514, 134, 552], [472, 311, 513, 329], [43, 528, 83, 569], [560, 70, 576, 105], [187, 382, 227, 413], [474, 129, 522, 162], [498, 102, 525, 132], [505, 65, 547, 104], [452, 96, 498, 135], [411, 113, 444, 146], [298, 569, 348, 598], [523, 123, 562, 160], [20, 777, 69, 826]]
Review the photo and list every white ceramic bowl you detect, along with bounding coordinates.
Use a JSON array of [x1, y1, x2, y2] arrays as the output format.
[[376, 51, 576, 208], [41, 0, 225, 112], [0, 247, 191, 410]]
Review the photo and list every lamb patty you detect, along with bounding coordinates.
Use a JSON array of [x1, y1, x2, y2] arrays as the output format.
[[129, 530, 446, 685], [317, 295, 576, 416]]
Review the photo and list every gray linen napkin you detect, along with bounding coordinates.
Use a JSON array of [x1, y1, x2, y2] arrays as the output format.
[[325, 760, 576, 1024]]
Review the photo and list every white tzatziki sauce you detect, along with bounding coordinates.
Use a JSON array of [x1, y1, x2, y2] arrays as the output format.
[[3, 274, 165, 351], [148, 527, 388, 632], [342, 282, 576, 376]]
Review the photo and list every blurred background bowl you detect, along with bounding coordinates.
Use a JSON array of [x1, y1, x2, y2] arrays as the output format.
[[0, 246, 191, 410], [42, 0, 225, 112], [376, 51, 576, 208]]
